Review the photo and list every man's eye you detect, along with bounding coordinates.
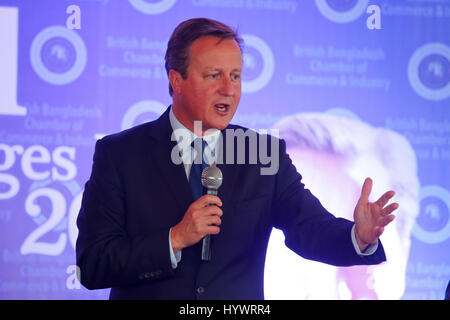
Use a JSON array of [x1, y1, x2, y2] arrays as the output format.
[[208, 74, 219, 79], [232, 74, 241, 80]]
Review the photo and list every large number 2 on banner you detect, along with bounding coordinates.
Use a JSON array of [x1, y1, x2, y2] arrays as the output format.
[[21, 188, 68, 256], [20, 188, 83, 256], [0, 6, 27, 116]]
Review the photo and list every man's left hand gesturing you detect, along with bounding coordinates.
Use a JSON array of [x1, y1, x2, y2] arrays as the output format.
[[354, 177, 399, 252]]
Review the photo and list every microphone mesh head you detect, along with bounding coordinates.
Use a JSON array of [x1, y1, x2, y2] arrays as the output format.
[[201, 166, 223, 190]]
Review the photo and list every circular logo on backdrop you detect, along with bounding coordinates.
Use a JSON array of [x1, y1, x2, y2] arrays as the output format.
[[30, 26, 87, 85], [121, 100, 166, 130], [315, 0, 369, 23], [128, 0, 176, 14], [412, 185, 450, 244], [408, 43, 450, 101], [241, 34, 275, 93]]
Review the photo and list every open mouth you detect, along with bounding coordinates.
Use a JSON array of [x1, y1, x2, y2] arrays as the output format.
[[214, 103, 230, 112]]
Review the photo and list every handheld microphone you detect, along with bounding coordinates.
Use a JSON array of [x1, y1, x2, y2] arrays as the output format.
[[201, 165, 223, 261]]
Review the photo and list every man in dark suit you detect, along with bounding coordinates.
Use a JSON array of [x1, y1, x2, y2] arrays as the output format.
[[76, 18, 399, 299]]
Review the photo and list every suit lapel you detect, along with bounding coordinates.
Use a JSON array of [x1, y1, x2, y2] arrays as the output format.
[[147, 108, 193, 214]]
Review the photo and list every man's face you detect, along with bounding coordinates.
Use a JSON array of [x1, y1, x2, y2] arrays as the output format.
[[171, 36, 242, 133]]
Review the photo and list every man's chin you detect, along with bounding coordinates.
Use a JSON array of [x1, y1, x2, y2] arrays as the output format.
[[213, 117, 234, 130], [204, 122, 228, 132], [204, 115, 234, 131]]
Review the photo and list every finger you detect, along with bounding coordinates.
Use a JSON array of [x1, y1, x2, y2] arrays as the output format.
[[382, 202, 399, 216], [194, 206, 223, 220], [190, 204, 222, 222], [199, 216, 221, 235], [206, 215, 222, 226], [205, 225, 220, 235], [195, 195, 222, 208], [194, 214, 220, 230], [202, 206, 223, 217], [359, 177, 373, 204], [375, 226, 384, 238], [376, 190, 395, 208], [381, 214, 395, 226]]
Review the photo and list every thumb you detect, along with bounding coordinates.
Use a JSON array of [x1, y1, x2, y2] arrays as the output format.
[[359, 177, 373, 204]]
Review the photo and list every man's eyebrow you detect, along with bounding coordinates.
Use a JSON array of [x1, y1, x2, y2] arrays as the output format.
[[203, 67, 242, 73]]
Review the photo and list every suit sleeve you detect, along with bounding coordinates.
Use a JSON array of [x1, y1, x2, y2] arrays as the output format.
[[76, 138, 174, 290], [272, 139, 386, 266]]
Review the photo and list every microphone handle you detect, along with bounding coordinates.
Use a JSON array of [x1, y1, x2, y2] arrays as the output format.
[[202, 188, 218, 261]]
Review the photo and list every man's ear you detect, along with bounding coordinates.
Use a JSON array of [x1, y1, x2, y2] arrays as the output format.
[[169, 69, 183, 95]]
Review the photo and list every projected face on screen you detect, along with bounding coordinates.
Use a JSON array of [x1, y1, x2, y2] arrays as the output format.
[[265, 113, 420, 300]]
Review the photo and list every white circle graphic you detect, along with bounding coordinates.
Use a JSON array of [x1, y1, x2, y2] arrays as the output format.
[[241, 34, 275, 93], [407, 42, 450, 101], [121, 100, 166, 130], [30, 26, 87, 85], [411, 185, 450, 244], [315, 0, 369, 23], [128, 0, 176, 14]]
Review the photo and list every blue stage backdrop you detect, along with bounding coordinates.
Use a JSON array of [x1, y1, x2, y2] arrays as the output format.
[[0, 0, 449, 300]]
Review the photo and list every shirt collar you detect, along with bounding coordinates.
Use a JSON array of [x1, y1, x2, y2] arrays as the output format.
[[169, 105, 221, 164]]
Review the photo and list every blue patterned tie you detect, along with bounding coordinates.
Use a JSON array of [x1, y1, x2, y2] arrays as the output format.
[[189, 138, 209, 200]]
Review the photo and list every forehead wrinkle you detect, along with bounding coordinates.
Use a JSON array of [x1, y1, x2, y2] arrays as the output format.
[[187, 37, 242, 75]]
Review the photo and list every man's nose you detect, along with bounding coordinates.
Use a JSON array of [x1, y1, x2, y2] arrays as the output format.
[[218, 77, 235, 96]]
